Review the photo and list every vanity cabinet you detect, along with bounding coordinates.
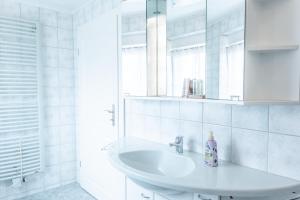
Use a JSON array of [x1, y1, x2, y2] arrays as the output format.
[[206, 0, 300, 103]]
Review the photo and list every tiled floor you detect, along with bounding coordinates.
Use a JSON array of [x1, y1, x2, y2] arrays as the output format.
[[17, 183, 96, 200]]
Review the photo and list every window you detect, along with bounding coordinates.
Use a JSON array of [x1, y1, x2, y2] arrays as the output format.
[[169, 46, 206, 96], [219, 41, 244, 100], [122, 46, 147, 96]]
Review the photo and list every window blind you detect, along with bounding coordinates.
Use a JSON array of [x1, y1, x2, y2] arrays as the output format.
[[0, 16, 42, 182]]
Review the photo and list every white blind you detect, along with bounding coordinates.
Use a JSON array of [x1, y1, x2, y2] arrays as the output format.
[[0, 16, 42, 181]]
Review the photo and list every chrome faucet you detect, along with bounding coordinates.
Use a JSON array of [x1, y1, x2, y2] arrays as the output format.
[[169, 136, 183, 154]]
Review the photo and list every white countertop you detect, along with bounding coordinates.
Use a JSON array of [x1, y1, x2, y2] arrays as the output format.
[[108, 137, 300, 197]]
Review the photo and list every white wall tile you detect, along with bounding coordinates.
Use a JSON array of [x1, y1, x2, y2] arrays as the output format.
[[269, 105, 300, 136], [232, 128, 268, 171], [180, 102, 203, 122], [20, 4, 39, 20], [125, 99, 144, 114], [58, 29, 73, 49], [44, 127, 60, 146], [60, 144, 76, 162], [40, 8, 57, 27], [60, 125, 76, 145], [44, 87, 60, 106], [125, 113, 144, 137], [58, 68, 75, 88], [58, 49, 74, 68], [181, 121, 202, 153], [143, 100, 160, 116], [0, 0, 20, 18], [43, 68, 59, 87], [60, 88, 75, 106], [143, 116, 161, 142], [161, 101, 180, 119], [41, 47, 59, 68], [203, 124, 231, 161], [44, 106, 60, 127], [232, 105, 269, 131], [45, 146, 60, 166], [268, 133, 300, 180], [58, 13, 73, 30], [60, 106, 75, 125], [203, 103, 231, 126], [41, 26, 58, 47], [160, 118, 180, 145], [44, 165, 60, 188], [60, 162, 76, 183]]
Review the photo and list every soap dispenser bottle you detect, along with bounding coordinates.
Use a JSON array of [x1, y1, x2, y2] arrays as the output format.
[[204, 131, 218, 167]]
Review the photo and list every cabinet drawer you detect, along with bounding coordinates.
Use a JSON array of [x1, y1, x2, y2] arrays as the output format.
[[126, 179, 154, 200], [156, 192, 194, 200], [194, 194, 220, 200]]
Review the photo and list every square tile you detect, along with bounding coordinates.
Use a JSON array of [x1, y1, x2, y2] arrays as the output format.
[[160, 118, 180, 145], [143, 116, 161, 142], [161, 101, 180, 119], [20, 4, 39, 21], [58, 49, 74, 68], [231, 128, 268, 171], [269, 105, 300, 136], [40, 8, 57, 27], [41, 26, 58, 47], [203, 103, 231, 126], [0, 0, 20, 18], [58, 13, 73, 30], [143, 100, 160, 117], [268, 133, 300, 180], [58, 29, 73, 49], [232, 105, 269, 131], [180, 101, 203, 122]]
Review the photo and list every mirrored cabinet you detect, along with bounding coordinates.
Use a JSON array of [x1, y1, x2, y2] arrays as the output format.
[[121, 0, 300, 103]]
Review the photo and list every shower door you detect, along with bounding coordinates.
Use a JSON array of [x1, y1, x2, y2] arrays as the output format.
[[77, 8, 125, 200]]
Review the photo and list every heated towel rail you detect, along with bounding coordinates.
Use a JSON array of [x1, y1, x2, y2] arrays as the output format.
[[0, 16, 42, 182]]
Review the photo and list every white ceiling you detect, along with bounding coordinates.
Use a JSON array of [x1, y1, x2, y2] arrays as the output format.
[[19, 0, 88, 13]]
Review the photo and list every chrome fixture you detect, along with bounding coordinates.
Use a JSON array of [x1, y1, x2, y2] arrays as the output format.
[[169, 136, 183, 154]]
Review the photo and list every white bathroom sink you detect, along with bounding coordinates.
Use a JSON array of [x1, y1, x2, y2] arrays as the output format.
[[119, 150, 195, 178], [108, 137, 300, 197]]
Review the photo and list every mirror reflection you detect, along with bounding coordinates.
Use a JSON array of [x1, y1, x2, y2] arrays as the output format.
[[166, 0, 206, 97], [206, 0, 245, 100], [121, 0, 147, 96]]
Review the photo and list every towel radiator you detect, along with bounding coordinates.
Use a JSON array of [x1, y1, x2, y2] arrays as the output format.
[[0, 16, 42, 182]]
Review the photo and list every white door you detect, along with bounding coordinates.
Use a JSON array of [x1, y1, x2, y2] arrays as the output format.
[[77, 8, 125, 200]]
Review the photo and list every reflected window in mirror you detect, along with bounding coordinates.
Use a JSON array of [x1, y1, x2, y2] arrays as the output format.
[[206, 0, 245, 100], [166, 0, 206, 97], [122, 0, 147, 96]]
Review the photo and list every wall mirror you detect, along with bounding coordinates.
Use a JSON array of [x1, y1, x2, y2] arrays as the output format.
[[121, 0, 147, 96], [121, 0, 206, 97], [206, 0, 245, 100]]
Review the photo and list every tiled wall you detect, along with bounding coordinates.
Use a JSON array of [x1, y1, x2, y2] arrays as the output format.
[[125, 99, 300, 181], [0, 0, 76, 199]]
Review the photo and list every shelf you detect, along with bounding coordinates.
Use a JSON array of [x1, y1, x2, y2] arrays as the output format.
[[123, 96, 300, 105], [247, 45, 299, 53]]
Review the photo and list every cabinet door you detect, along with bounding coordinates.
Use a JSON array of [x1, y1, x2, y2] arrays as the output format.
[[155, 193, 194, 200], [127, 179, 154, 200], [194, 194, 220, 200]]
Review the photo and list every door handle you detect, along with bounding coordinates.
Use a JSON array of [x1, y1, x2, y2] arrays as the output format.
[[105, 104, 115, 126], [141, 193, 151, 199]]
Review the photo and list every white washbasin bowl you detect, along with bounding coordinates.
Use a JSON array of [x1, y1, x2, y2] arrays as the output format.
[[108, 138, 300, 197], [119, 150, 195, 178]]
